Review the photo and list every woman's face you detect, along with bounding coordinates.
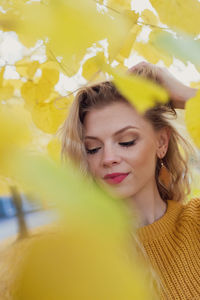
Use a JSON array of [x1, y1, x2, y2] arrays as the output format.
[[83, 102, 168, 199]]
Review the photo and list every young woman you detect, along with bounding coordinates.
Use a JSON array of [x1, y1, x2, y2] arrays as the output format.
[[61, 62, 199, 300]]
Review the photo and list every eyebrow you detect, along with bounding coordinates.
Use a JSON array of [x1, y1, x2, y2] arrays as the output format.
[[84, 126, 139, 140]]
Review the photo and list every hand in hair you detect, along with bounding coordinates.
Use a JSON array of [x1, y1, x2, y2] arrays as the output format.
[[128, 61, 197, 109]]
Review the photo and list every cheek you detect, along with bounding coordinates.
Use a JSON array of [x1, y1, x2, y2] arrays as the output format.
[[126, 140, 156, 172], [87, 156, 100, 177]]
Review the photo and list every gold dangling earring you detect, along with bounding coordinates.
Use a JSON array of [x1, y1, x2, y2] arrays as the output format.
[[158, 159, 172, 191]]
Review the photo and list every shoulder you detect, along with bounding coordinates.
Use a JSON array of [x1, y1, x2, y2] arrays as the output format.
[[183, 197, 200, 213], [179, 197, 200, 225]]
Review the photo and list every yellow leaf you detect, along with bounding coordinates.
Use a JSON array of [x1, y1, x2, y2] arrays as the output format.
[[47, 137, 61, 163], [0, 67, 5, 86], [21, 81, 37, 109], [17, 32, 38, 48], [40, 60, 61, 73], [36, 79, 52, 103], [51, 94, 74, 111], [41, 68, 60, 86], [149, 0, 200, 35], [117, 24, 141, 60], [27, 61, 40, 79], [16, 59, 39, 79], [0, 84, 14, 101], [31, 102, 67, 134], [185, 91, 200, 148], [107, 0, 132, 10], [0, 104, 31, 176], [105, 67, 168, 112], [82, 52, 106, 81], [4, 79, 23, 90], [141, 9, 159, 26]]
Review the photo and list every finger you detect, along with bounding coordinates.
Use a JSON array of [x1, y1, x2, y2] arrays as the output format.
[[127, 61, 149, 74]]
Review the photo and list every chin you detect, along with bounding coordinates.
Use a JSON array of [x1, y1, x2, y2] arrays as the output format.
[[108, 185, 136, 200]]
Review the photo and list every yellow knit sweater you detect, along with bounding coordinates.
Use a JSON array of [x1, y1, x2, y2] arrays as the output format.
[[137, 198, 200, 300]]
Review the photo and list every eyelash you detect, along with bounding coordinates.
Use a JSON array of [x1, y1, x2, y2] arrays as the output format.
[[86, 140, 136, 155]]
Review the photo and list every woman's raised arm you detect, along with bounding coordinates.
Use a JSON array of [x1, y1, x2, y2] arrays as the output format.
[[128, 62, 197, 109]]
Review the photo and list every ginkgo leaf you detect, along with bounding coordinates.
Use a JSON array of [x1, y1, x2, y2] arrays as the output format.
[[36, 79, 52, 103], [21, 81, 37, 109], [16, 59, 40, 79], [0, 84, 14, 101], [5, 79, 23, 90], [45, 49, 79, 77], [40, 60, 61, 73], [117, 24, 141, 60], [104, 66, 168, 112], [41, 68, 60, 86], [82, 52, 106, 81], [185, 91, 200, 148], [149, 0, 200, 35], [26, 61, 40, 79], [31, 102, 67, 134], [141, 9, 159, 26]]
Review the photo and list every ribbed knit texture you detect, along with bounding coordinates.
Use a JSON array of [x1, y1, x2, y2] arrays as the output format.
[[137, 198, 200, 300]]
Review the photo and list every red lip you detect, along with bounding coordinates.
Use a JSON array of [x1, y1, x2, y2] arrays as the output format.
[[103, 173, 129, 184]]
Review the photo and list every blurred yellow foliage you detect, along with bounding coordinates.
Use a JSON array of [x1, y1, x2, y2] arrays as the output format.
[[47, 137, 61, 163], [31, 101, 67, 134], [185, 90, 200, 148], [149, 0, 200, 35], [21, 67, 59, 109], [16, 59, 40, 79], [107, 0, 132, 10], [141, 9, 159, 26], [0, 67, 14, 101], [106, 67, 168, 112], [12, 0, 133, 75], [0, 105, 31, 177], [9, 154, 159, 300], [12, 231, 157, 300], [117, 24, 141, 61], [82, 52, 106, 81], [134, 30, 173, 67]]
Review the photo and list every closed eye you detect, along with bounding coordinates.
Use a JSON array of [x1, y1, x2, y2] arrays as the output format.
[[119, 140, 136, 147], [86, 147, 101, 155]]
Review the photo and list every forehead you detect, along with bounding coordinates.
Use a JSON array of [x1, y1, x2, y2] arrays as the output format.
[[83, 102, 154, 137]]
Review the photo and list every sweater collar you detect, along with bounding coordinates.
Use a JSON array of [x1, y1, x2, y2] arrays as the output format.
[[137, 200, 183, 243]]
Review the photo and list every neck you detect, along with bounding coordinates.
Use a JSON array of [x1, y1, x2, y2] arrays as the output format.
[[126, 180, 167, 228]]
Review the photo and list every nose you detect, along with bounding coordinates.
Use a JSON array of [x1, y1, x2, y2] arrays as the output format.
[[101, 144, 121, 168]]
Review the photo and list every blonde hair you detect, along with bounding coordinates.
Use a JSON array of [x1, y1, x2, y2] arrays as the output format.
[[60, 67, 194, 203]]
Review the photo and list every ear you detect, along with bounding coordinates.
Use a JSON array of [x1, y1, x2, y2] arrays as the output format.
[[156, 127, 171, 159]]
